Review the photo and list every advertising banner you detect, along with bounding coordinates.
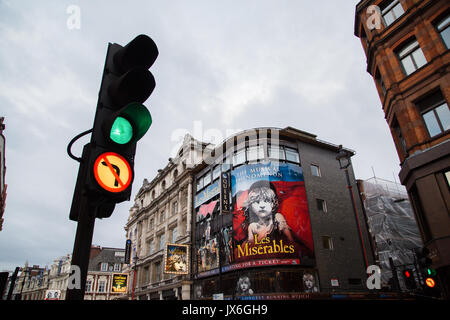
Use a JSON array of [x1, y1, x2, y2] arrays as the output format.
[[111, 273, 128, 293], [164, 243, 190, 275], [231, 162, 314, 267]]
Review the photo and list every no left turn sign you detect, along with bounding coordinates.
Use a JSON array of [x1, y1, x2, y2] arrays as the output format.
[[93, 152, 132, 193]]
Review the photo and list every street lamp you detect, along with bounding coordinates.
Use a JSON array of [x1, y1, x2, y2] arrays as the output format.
[[131, 255, 139, 300], [336, 146, 369, 269]]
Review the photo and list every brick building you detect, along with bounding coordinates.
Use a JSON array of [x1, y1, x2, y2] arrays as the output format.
[[354, 0, 450, 298]]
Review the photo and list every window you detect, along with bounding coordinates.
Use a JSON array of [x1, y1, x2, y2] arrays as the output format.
[[149, 218, 154, 230], [143, 266, 149, 284], [416, 90, 450, 137], [322, 236, 333, 250], [160, 211, 165, 224], [285, 148, 300, 163], [100, 263, 108, 271], [212, 165, 221, 181], [268, 145, 285, 161], [98, 280, 106, 293], [148, 240, 154, 255], [85, 280, 92, 292], [247, 145, 264, 162], [232, 149, 246, 166], [422, 103, 450, 137], [316, 199, 327, 213], [171, 227, 178, 243], [196, 176, 204, 190], [311, 165, 321, 177], [397, 39, 427, 76], [173, 201, 178, 215], [154, 262, 161, 282], [381, 0, 404, 27], [436, 14, 450, 49], [114, 263, 121, 272], [222, 157, 232, 172], [159, 234, 165, 251], [203, 172, 211, 187]]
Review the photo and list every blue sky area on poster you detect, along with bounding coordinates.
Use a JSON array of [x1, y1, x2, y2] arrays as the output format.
[[231, 162, 304, 194]]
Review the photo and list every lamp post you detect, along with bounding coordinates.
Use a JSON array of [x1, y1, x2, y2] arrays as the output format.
[[336, 146, 369, 269], [131, 255, 138, 300]]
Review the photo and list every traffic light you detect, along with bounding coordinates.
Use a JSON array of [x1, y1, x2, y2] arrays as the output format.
[[89, 35, 158, 215], [402, 269, 417, 290], [69, 34, 158, 220], [415, 247, 441, 297]]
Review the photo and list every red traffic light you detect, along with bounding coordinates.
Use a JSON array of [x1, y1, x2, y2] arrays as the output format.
[[404, 270, 411, 278]]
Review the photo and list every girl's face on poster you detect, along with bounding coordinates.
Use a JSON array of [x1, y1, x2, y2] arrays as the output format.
[[240, 279, 249, 291], [250, 199, 273, 219]]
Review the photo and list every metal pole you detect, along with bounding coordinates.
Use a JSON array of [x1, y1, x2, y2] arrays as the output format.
[[131, 257, 137, 300], [389, 257, 401, 292], [66, 198, 96, 300]]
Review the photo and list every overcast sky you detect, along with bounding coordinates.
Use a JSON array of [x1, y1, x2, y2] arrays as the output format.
[[0, 0, 402, 271]]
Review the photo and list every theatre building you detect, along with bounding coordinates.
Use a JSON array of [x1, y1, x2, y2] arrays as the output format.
[[192, 127, 375, 299]]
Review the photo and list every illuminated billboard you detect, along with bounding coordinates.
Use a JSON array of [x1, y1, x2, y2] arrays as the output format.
[[231, 162, 314, 268], [164, 243, 190, 275], [111, 273, 128, 293]]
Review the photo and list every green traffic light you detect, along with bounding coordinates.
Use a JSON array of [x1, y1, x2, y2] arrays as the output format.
[[110, 116, 133, 144], [121, 102, 152, 141], [427, 268, 436, 276]]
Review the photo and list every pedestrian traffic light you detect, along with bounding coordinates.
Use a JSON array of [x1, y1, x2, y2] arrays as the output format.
[[402, 269, 416, 290], [84, 34, 158, 215]]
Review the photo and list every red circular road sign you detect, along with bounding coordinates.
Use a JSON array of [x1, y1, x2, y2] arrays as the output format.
[[93, 152, 132, 193], [425, 278, 435, 288]]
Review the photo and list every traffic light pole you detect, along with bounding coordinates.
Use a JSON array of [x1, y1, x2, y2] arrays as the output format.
[[66, 198, 96, 300]]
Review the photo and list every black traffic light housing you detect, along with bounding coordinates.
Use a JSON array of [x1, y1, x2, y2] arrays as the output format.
[[88, 35, 157, 207], [402, 269, 417, 290], [415, 247, 441, 297], [69, 35, 158, 221]]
